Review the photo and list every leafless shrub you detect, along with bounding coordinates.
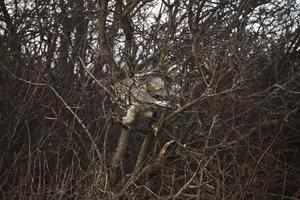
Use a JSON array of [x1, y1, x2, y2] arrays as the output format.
[[0, 0, 300, 199]]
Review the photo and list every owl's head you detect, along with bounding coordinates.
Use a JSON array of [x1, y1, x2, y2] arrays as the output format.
[[146, 76, 169, 97]]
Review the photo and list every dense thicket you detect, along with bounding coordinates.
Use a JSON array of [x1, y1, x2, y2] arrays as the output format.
[[0, 0, 300, 199]]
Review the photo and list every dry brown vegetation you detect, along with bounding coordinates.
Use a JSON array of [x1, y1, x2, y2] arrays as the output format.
[[1, 0, 300, 199]]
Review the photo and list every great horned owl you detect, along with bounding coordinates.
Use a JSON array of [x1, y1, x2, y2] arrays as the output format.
[[114, 75, 171, 125]]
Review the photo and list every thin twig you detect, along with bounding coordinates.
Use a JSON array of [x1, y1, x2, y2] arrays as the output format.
[[49, 86, 102, 159]]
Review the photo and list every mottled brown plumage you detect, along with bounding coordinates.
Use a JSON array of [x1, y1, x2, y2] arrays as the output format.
[[113, 75, 171, 125]]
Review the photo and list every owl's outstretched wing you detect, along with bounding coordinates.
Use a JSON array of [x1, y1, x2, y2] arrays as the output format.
[[131, 86, 170, 107]]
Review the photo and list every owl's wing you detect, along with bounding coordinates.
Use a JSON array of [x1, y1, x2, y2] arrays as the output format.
[[131, 86, 170, 107]]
